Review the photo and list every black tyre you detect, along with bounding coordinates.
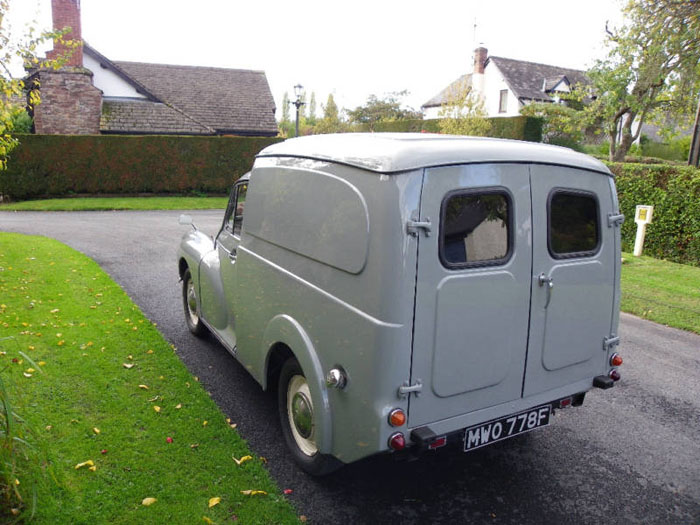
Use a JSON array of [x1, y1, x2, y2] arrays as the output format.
[[278, 358, 342, 476], [182, 268, 206, 336]]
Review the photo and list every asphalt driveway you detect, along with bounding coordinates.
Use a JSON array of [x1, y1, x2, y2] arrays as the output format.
[[1, 210, 699, 524]]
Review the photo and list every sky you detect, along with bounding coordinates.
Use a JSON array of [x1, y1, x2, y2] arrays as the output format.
[[6, 0, 625, 119]]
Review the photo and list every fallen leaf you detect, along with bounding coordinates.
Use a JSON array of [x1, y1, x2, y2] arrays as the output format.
[[138, 384, 149, 390], [202, 517, 214, 524], [148, 395, 160, 402], [229, 423, 238, 429], [101, 449, 107, 454], [127, 355, 133, 360], [259, 457, 267, 464], [46, 425, 52, 431], [50, 308, 59, 313], [232, 455, 252, 466], [300, 516, 308, 522], [240, 490, 267, 496], [38, 361, 46, 366], [175, 403, 182, 409], [23, 372, 32, 378], [166, 437, 173, 443], [93, 427, 100, 435], [88, 465, 97, 472], [142, 497, 157, 506], [202, 420, 208, 427], [75, 460, 94, 469], [122, 363, 135, 369], [146, 349, 154, 354], [190, 443, 199, 449], [208, 497, 221, 508], [153, 406, 161, 413]]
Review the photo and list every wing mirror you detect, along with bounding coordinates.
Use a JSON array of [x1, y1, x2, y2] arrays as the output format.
[[178, 214, 197, 231]]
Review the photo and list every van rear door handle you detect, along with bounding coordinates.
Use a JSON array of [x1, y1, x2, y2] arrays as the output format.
[[538, 273, 553, 308]]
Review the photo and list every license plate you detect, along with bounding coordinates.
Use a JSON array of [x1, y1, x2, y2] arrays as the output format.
[[463, 405, 551, 452]]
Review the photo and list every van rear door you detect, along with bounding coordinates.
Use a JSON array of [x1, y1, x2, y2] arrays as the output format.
[[522, 165, 616, 397], [409, 163, 533, 428], [408, 163, 617, 428]]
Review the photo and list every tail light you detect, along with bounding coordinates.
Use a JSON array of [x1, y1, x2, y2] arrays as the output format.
[[610, 353, 623, 367], [609, 369, 621, 381], [388, 409, 406, 427], [388, 432, 406, 451]]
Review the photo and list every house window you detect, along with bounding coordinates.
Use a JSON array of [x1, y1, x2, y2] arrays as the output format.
[[440, 190, 511, 268], [499, 90, 508, 113], [548, 190, 600, 257]]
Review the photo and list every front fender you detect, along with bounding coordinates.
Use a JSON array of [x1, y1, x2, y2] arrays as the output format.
[[260, 315, 332, 454], [178, 230, 215, 278]]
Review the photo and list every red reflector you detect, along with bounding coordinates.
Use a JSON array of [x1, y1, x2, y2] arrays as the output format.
[[609, 369, 621, 381], [388, 432, 406, 451], [560, 397, 572, 408], [610, 353, 623, 367], [428, 436, 447, 449]]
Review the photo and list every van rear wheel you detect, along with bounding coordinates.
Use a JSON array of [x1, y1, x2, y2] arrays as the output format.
[[182, 268, 206, 336], [278, 357, 342, 476]]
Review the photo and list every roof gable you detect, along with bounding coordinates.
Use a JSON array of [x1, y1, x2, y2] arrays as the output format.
[[422, 74, 472, 109]]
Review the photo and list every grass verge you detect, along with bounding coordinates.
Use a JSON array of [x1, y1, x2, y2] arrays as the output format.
[[0, 233, 298, 524], [621, 252, 700, 334], [0, 196, 228, 211]]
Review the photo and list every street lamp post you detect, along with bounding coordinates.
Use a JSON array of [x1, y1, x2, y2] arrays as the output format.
[[289, 84, 306, 137]]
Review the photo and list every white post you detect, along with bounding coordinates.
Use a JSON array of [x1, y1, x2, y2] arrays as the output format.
[[633, 205, 653, 257]]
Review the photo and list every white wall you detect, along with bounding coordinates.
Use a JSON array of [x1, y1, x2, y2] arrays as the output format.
[[481, 63, 520, 118], [84, 53, 146, 99]]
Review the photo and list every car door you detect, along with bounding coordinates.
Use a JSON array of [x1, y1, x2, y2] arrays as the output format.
[[215, 178, 248, 349], [408, 163, 533, 428], [522, 165, 617, 396]]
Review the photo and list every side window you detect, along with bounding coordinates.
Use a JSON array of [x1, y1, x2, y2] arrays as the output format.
[[440, 190, 511, 268], [233, 182, 247, 237], [549, 190, 599, 257]]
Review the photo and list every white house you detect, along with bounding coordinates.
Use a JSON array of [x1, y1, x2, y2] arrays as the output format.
[[422, 47, 589, 119]]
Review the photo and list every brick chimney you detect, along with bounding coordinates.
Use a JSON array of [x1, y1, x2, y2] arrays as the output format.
[[473, 47, 488, 74], [46, 0, 83, 67], [29, 0, 102, 134]]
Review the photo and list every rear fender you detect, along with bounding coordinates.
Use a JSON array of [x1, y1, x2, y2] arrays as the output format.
[[260, 315, 331, 453]]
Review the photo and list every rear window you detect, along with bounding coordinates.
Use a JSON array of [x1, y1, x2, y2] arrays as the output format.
[[440, 191, 511, 268], [549, 190, 599, 257]]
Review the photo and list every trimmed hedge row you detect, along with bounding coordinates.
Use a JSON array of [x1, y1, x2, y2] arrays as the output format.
[[0, 134, 283, 200], [607, 162, 700, 266], [358, 116, 543, 142]]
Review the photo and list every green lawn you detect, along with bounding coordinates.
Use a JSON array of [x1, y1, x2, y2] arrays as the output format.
[[621, 252, 700, 333], [0, 233, 298, 524], [0, 196, 228, 211]]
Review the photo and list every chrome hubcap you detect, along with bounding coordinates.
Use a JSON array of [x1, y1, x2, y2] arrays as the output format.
[[186, 278, 199, 324], [291, 392, 313, 439]]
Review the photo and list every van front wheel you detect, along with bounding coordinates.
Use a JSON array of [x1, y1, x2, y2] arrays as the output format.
[[278, 358, 342, 476], [182, 268, 206, 336]]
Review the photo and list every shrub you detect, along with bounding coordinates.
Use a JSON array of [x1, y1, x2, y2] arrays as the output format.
[[607, 162, 700, 265], [0, 135, 283, 200]]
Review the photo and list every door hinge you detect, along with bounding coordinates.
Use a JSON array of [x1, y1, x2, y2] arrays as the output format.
[[607, 213, 625, 228], [398, 380, 422, 398], [603, 336, 620, 351], [407, 218, 432, 237]]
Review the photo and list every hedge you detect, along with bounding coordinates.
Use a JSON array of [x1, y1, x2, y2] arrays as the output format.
[[0, 134, 283, 200], [606, 162, 700, 266], [357, 116, 543, 142]]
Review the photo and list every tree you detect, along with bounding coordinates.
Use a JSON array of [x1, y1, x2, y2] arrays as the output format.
[[437, 78, 492, 137], [281, 91, 290, 123], [346, 90, 422, 130], [0, 0, 73, 169], [520, 101, 591, 148], [307, 92, 317, 125], [584, 0, 700, 161], [314, 93, 346, 134]]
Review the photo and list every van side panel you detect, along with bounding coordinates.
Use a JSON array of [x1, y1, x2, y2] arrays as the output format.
[[235, 159, 423, 463]]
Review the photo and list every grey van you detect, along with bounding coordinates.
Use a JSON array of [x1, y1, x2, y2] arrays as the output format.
[[177, 133, 624, 475]]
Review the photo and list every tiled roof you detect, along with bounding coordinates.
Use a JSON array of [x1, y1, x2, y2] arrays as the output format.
[[100, 98, 213, 135], [422, 74, 472, 108], [113, 61, 278, 136], [489, 56, 588, 102]]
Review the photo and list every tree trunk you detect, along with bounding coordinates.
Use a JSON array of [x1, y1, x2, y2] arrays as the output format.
[[611, 113, 636, 162], [689, 94, 700, 167]]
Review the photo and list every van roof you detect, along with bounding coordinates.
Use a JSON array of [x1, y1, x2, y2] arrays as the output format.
[[257, 133, 612, 175]]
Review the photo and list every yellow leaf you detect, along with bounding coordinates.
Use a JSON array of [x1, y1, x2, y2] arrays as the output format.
[[202, 517, 214, 524], [23, 372, 32, 378], [147, 349, 154, 354], [190, 443, 199, 449], [240, 490, 267, 496], [93, 427, 100, 434], [75, 460, 94, 469], [139, 384, 149, 390], [175, 403, 182, 409], [127, 355, 133, 360], [38, 361, 46, 366], [26, 368, 35, 373], [153, 406, 161, 413], [202, 420, 208, 427], [50, 308, 59, 313], [88, 465, 97, 472], [123, 363, 135, 369], [208, 497, 221, 508], [142, 497, 157, 506], [232, 455, 252, 466]]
